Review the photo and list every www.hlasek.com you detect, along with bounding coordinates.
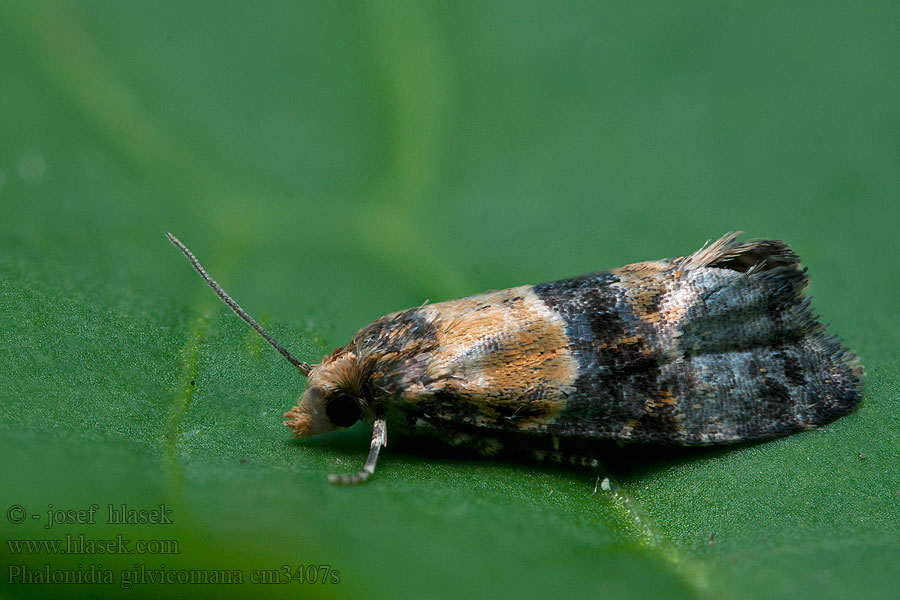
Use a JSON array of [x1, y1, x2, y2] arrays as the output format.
[[7, 534, 179, 556], [7, 564, 342, 587]]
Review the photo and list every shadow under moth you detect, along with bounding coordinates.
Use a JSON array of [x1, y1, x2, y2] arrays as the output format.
[[167, 232, 864, 484]]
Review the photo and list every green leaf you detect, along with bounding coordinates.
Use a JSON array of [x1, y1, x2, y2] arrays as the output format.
[[1, 2, 898, 598]]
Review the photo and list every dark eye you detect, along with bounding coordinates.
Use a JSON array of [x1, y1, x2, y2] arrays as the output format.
[[326, 393, 362, 428]]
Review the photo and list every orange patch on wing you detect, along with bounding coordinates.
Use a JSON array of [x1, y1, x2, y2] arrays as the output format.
[[610, 261, 671, 324], [657, 388, 678, 406], [419, 286, 578, 428]]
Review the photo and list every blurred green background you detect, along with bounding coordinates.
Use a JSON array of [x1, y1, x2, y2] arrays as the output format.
[[1, 1, 898, 598]]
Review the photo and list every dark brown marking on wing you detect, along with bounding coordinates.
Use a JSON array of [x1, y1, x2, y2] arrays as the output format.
[[532, 270, 665, 437]]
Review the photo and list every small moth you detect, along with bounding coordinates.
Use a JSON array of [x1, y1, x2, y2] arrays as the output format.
[[167, 232, 864, 484]]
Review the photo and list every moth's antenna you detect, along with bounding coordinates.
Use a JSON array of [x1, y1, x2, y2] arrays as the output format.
[[166, 232, 312, 376], [328, 405, 387, 485]]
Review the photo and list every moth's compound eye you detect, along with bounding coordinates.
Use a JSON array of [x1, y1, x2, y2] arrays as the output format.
[[326, 393, 362, 428]]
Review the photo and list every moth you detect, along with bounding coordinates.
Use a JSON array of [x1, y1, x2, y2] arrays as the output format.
[[167, 232, 864, 484]]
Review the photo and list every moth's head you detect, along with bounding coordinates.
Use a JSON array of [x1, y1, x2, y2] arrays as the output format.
[[283, 349, 371, 437]]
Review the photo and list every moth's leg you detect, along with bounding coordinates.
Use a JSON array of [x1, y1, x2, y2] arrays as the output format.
[[530, 434, 600, 468], [328, 405, 387, 485], [530, 448, 600, 468], [407, 416, 503, 456]]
